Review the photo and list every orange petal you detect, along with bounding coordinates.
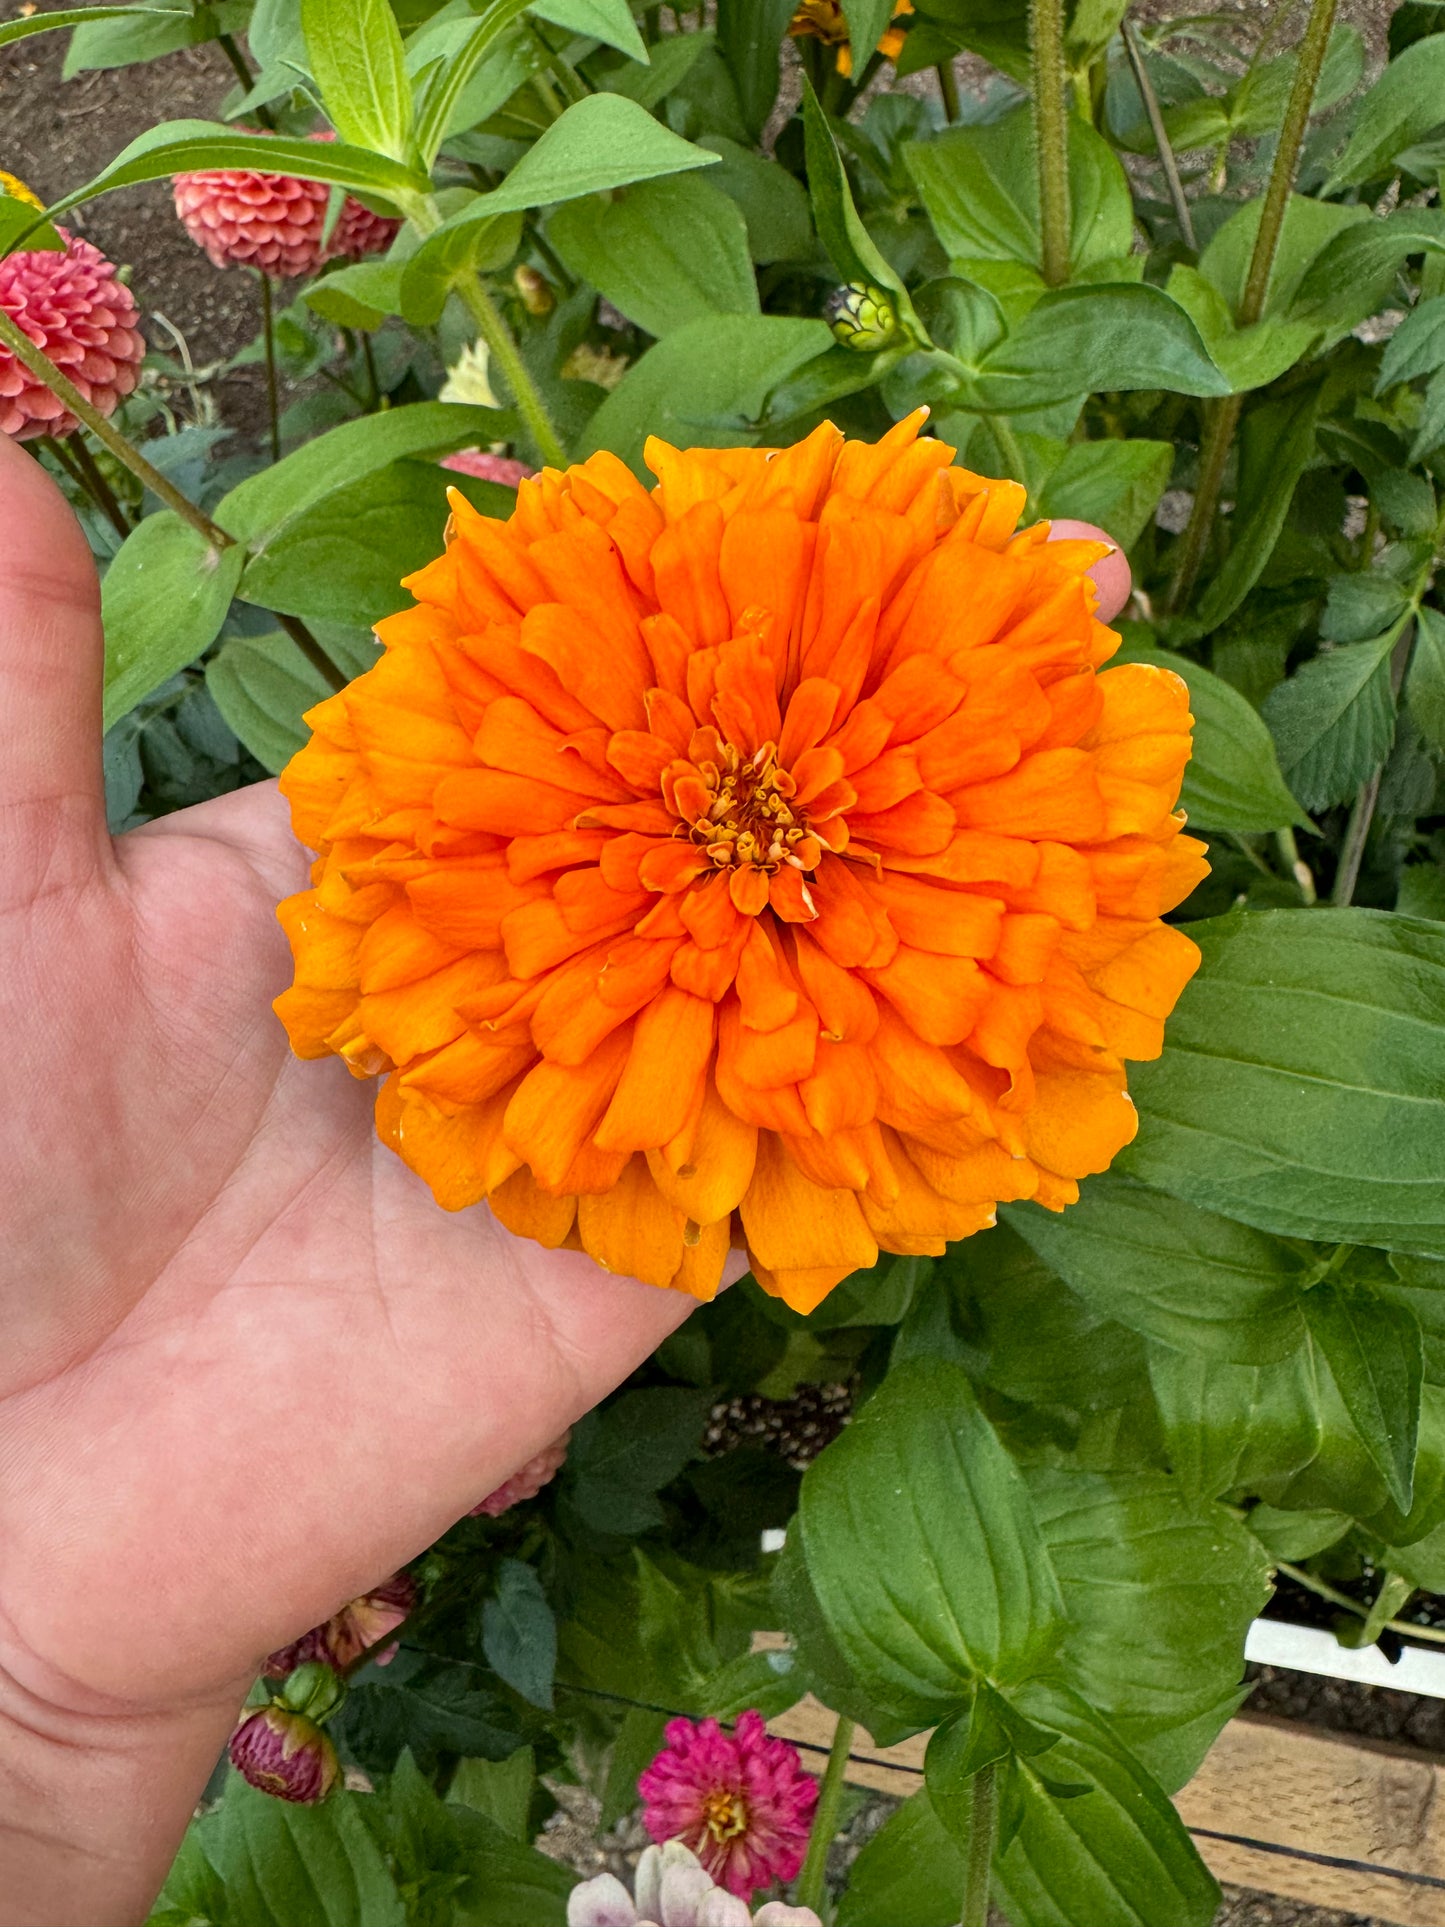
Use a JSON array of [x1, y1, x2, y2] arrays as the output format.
[[577, 1154, 687, 1288], [488, 1167, 578, 1246], [595, 988, 716, 1152], [503, 1028, 632, 1187], [738, 1131, 877, 1272], [647, 1073, 758, 1222]]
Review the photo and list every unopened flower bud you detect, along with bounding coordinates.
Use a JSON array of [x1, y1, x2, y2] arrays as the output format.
[[824, 282, 899, 352], [514, 263, 554, 316], [276, 1659, 347, 1722], [229, 1704, 341, 1804]]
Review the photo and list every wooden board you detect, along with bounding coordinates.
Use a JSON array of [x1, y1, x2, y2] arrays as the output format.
[[766, 1698, 1445, 1926]]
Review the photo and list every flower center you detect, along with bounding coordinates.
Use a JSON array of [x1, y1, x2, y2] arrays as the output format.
[[669, 739, 822, 876], [701, 1787, 749, 1843]]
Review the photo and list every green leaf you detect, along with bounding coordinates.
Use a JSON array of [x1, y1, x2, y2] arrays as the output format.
[[410, 0, 533, 167], [1147, 1341, 1324, 1505], [1165, 265, 1321, 394], [218, 1775, 405, 1927], [966, 285, 1228, 413], [906, 104, 1132, 279], [715, 0, 797, 137], [993, 1683, 1219, 1927], [1197, 195, 1370, 321], [1263, 632, 1398, 813], [1294, 209, 1445, 328], [342, 1649, 525, 1777], [448, 1746, 536, 1840], [1302, 1285, 1424, 1511], [238, 460, 512, 630], [216, 402, 512, 545], [1406, 604, 1445, 754], [800, 79, 923, 344], [1379, 294, 1445, 389], [1326, 32, 1445, 189], [63, 3, 215, 73], [835, 1789, 967, 1927], [0, 4, 180, 50], [1322, 572, 1412, 643], [797, 1359, 1064, 1728], [481, 1560, 556, 1711], [1003, 1176, 1310, 1365], [532, 0, 648, 60], [549, 174, 757, 338], [303, 261, 406, 331], [1024, 1469, 1271, 1788], [1121, 907, 1445, 1255], [101, 515, 245, 732], [457, 94, 719, 222], [1036, 440, 1171, 552], [44, 121, 429, 227], [399, 210, 525, 328], [0, 198, 62, 256], [302, 0, 413, 163], [604, 28, 710, 108], [579, 314, 832, 474], [1187, 386, 1322, 637], [697, 136, 813, 264], [564, 1385, 712, 1534], [151, 1817, 226, 1927], [206, 629, 370, 773], [772, 1533, 917, 1746], [1113, 644, 1310, 833]]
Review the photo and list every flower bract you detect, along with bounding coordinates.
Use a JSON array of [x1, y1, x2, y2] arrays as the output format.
[[264, 1570, 417, 1676], [275, 415, 1205, 1313], [638, 1712, 818, 1899]]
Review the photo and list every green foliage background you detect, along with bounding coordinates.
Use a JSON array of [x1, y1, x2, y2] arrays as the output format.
[[9, 0, 1445, 1917]]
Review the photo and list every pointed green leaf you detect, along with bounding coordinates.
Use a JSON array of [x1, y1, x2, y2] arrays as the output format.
[[1406, 604, 1445, 754], [102, 515, 245, 731], [1263, 631, 1398, 813], [532, 0, 648, 60], [302, 0, 413, 162], [0, 4, 183, 49], [458, 93, 719, 221], [1302, 1285, 1423, 1511], [411, 0, 534, 167], [834, 1789, 966, 1927], [481, 1560, 556, 1710], [1121, 907, 1445, 1254], [1326, 33, 1445, 188], [968, 285, 1228, 412], [1147, 1342, 1324, 1504], [217, 1775, 406, 1927], [801, 77, 925, 343], [549, 174, 757, 337]]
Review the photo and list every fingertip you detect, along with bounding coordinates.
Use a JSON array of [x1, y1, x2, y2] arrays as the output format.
[[1045, 516, 1133, 624]]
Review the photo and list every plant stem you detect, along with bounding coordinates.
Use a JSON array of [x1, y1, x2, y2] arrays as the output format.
[[259, 270, 281, 463], [1277, 1559, 1445, 1647], [276, 613, 348, 692], [1164, 0, 1338, 614], [217, 31, 276, 127], [962, 1761, 998, 1927], [1121, 15, 1196, 250], [1029, 0, 1070, 286], [0, 306, 231, 546], [1238, 0, 1338, 330], [937, 58, 961, 124], [794, 1714, 854, 1916], [1166, 391, 1241, 612], [453, 271, 567, 469], [66, 429, 131, 537], [1275, 826, 1317, 903], [1331, 768, 1381, 906], [362, 330, 382, 411], [990, 412, 1030, 494]]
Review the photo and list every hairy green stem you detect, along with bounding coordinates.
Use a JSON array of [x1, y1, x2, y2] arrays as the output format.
[[1029, 0, 1070, 286], [1121, 15, 1196, 250], [990, 412, 1030, 496], [0, 306, 232, 546], [936, 58, 961, 124], [962, 1761, 998, 1927], [1166, 0, 1338, 613], [454, 270, 567, 469], [794, 1715, 855, 1915]]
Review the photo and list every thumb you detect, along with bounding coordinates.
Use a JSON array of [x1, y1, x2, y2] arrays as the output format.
[[1046, 517, 1133, 625], [0, 435, 108, 903]]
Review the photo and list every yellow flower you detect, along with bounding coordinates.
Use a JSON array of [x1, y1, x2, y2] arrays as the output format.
[[788, 0, 913, 78], [275, 415, 1205, 1314]]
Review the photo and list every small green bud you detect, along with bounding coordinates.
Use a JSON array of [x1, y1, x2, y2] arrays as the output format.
[[824, 282, 900, 352], [277, 1659, 347, 1724]]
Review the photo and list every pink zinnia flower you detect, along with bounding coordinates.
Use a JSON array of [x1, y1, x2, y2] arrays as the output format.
[[639, 1712, 818, 1900], [173, 132, 399, 276], [0, 231, 143, 440], [441, 448, 537, 488], [263, 1570, 416, 1677], [469, 1429, 570, 1517]]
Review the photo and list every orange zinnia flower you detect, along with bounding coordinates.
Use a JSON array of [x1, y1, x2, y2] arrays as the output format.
[[788, 0, 913, 77], [275, 414, 1206, 1313]]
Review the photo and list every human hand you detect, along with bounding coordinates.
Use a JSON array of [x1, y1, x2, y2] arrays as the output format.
[[0, 437, 1130, 1925]]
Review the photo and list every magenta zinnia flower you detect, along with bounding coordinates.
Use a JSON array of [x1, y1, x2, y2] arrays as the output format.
[[468, 1430, 570, 1517], [229, 1704, 340, 1804], [639, 1712, 818, 1900], [173, 132, 399, 276], [0, 231, 143, 440], [263, 1570, 416, 1677]]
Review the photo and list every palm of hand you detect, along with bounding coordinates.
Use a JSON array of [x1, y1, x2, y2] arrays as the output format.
[[0, 443, 688, 1722]]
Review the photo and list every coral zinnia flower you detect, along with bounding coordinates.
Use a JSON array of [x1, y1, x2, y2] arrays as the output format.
[[173, 132, 399, 276], [788, 0, 912, 77], [274, 414, 1205, 1313], [0, 229, 144, 440], [468, 1428, 570, 1516], [639, 1712, 818, 1899]]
